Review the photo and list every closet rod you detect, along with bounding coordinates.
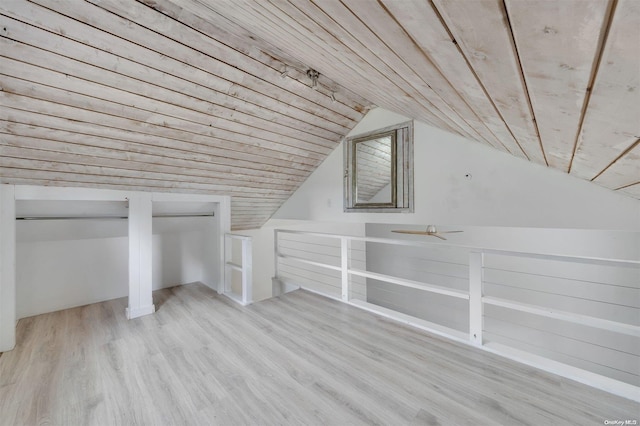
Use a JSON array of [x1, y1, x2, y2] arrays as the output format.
[[16, 213, 215, 221]]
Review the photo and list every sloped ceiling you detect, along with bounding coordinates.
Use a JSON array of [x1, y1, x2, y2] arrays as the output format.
[[1, 0, 639, 230], [0, 0, 368, 229]]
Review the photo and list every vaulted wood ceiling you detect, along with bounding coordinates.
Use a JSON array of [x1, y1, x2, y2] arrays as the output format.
[[1, 0, 638, 229]]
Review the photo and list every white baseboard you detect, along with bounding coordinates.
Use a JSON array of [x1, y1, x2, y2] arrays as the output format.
[[272, 277, 300, 297], [125, 304, 155, 319], [295, 288, 640, 403], [482, 342, 640, 403], [223, 291, 251, 306]]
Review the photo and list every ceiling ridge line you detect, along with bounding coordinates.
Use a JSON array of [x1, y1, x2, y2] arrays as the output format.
[[567, 0, 618, 174]]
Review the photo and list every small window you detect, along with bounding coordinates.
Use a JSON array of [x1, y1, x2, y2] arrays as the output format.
[[344, 121, 413, 212]]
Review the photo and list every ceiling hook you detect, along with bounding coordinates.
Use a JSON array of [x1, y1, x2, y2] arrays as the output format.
[[306, 69, 319, 89]]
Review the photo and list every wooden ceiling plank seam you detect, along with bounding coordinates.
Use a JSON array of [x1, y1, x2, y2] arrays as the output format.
[[0, 175, 288, 203], [379, 0, 520, 156], [1, 119, 312, 182], [0, 148, 302, 192], [0, 153, 301, 194], [230, 202, 283, 209], [2, 61, 337, 163], [79, 6, 357, 137], [504, 0, 611, 172], [1, 114, 317, 179], [0, 162, 296, 197], [592, 141, 640, 191], [430, 0, 548, 165], [0, 92, 322, 175], [0, 62, 334, 166], [234, 0, 435, 125], [286, 0, 467, 136], [569, 0, 640, 182], [145, 0, 373, 117], [228, 212, 278, 217], [219, 0, 468, 137], [615, 181, 640, 191], [0, 141, 303, 190], [0, 48, 337, 163], [0, 55, 332, 163], [614, 182, 640, 199], [1, 99, 319, 175], [182, 0, 409, 114], [0, 175, 292, 224], [231, 204, 285, 209], [1, 127, 308, 184], [567, 0, 618, 174], [231, 213, 282, 217], [341, 0, 518, 154], [336, 0, 514, 151], [293, 0, 488, 142], [19, 0, 357, 131], [385, 0, 534, 160], [0, 20, 343, 153], [6, 1, 357, 135], [497, 0, 549, 166], [296, 0, 480, 139], [591, 138, 640, 182], [30, 0, 360, 131]]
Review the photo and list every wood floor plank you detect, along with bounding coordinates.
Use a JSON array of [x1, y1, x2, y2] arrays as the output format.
[[0, 284, 637, 425]]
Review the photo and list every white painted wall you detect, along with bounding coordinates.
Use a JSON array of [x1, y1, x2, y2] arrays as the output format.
[[273, 108, 640, 231], [251, 107, 639, 299], [245, 108, 640, 387], [0, 185, 16, 352], [16, 216, 213, 319]]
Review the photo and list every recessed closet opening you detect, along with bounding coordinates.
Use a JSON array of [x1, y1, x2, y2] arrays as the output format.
[[151, 200, 220, 293], [16, 200, 129, 319], [15, 198, 222, 319]]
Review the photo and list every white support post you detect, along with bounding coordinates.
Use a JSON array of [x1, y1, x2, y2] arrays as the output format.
[[272, 229, 281, 297], [273, 230, 279, 280], [126, 192, 155, 319], [341, 237, 349, 301], [219, 197, 231, 294], [469, 251, 484, 346], [0, 185, 16, 352], [223, 234, 232, 295], [242, 238, 253, 305]]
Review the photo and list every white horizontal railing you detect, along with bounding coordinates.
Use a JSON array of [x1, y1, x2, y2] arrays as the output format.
[[349, 268, 469, 299], [224, 233, 252, 306], [273, 229, 640, 402]]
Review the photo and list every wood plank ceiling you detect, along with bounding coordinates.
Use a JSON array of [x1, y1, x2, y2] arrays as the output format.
[[1, 0, 639, 229]]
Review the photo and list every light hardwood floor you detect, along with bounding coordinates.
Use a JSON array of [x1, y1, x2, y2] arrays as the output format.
[[0, 283, 637, 425]]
